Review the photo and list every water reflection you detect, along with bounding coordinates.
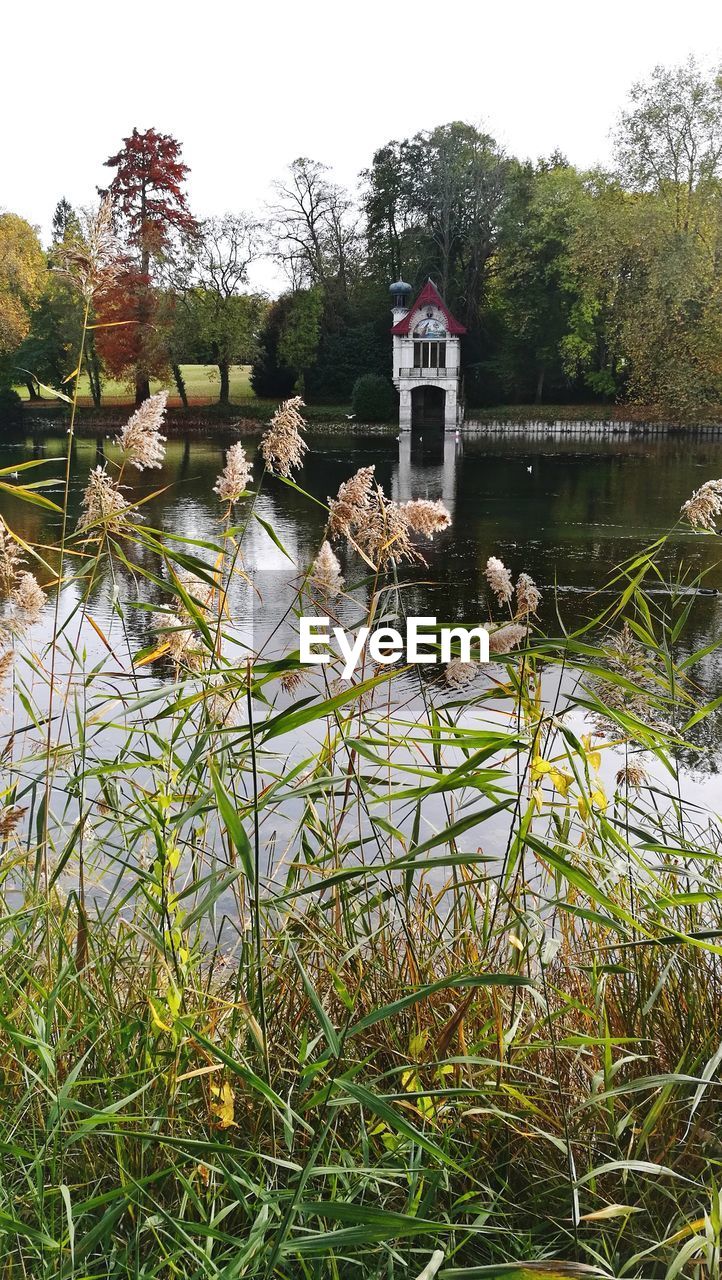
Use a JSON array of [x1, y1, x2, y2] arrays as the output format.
[[393, 431, 460, 521], [2, 423, 722, 783]]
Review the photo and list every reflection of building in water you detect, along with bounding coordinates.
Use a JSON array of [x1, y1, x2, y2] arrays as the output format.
[[390, 279, 466, 432], [392, 432, 459, 522]]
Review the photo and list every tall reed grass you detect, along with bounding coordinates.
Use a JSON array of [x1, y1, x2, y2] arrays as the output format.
[[1, 250, 722, 1278]]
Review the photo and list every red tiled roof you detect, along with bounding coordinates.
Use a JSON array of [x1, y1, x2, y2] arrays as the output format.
[[391, 279, 466, 335]]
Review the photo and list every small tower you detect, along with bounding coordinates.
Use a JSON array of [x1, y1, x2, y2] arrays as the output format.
[[390, 278, 466, 432], [390, 279, 412, 323]]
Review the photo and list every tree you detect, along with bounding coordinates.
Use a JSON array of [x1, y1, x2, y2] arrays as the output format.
[[48, 198, 104, 406], [52, 197, 82, 247], [560, 174, 633, 401], [0, 214, 46, 358], [174, 215, 265, 403], [363, 124, 511, 327], [94, 265, 168, 399], [306, 322, 387, 401], [615, 58, 722, 230], [277, 287, 323, 394], [101, 127, 197, 402], [183, 290, 266, 403], [363, 141, 423, 282], [565, 61, 722, 414], [562, 170, 722, 414], [493, 159, 585, 403], [250, 295, 298, 399], [14, 283, 83, 401], [422, 123, 510, 318], [269, 159, 358, 315]]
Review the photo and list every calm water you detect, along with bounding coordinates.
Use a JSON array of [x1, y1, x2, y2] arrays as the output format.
[[3, 422, 722, 796]]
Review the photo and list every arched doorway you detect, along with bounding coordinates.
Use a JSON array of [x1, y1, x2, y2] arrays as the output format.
[[411, 384, 445, 431]]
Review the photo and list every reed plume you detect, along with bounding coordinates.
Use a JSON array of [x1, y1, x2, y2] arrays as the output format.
[[260, 397, 308, 476], [328, 469, 452, 570], [681, 478, 722, 530], [0, 518, 22, 596], [55, 195, 120, 300], [487, 622, 526, 654], [206, 683, 241, 727], [173, 568, 218, 615], [311, 541, 344, 596], [152, 611, 198, 666], [327, 466, 376, 539], [78, 466, 133, 534], [515, 572, 541, 617], [280, 669, 306, 695], [485, 556, 513, 606], [117, 392, 168, 471], [0, 647, 13, 698], [214, 442, 253, 504], [444, 658, 479, 687], [0, 805, 26, 838], [355, 494, 418, 569], [400, 499, 452, 537], [10, 573, 46, 623], [616, 760, 648, 791]]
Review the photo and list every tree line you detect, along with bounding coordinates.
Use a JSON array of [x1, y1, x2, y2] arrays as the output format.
[[1, 57, 721, 417]]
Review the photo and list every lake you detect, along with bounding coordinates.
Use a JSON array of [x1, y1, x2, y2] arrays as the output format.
[[2, 420, 722, 819], [3, 420, 722, 619]]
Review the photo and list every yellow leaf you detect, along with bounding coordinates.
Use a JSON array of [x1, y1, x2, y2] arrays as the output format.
[[582, 734, 602, 771], [509, 933, 524, 952], [148, 998, 172, 1033], [87, 614, 115, 654], [531, 756, 552, 779], [531, 787, 544, 813], [409, 1028, 429, 1057], [176, 1062, 224, 1083], [549, 767, 573, 797], [402, 1069, 421, 1092], [210, 1081, 236, 1129], [591, 786, 607, 810], [135, 642, 170, 668], [167, 984, 181, 1019], [34, 379, 72, 404], [664, 1216, 706, 1244], [418, 1094, 436, 1120], [580, 1204, 641, 1221], [87, 319, 139, 330]]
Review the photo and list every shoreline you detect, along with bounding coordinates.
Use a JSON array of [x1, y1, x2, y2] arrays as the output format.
[[4, 399, 722, 436]]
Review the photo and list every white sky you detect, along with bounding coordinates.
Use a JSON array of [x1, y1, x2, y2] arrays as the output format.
[[3, 0, 721, 294]]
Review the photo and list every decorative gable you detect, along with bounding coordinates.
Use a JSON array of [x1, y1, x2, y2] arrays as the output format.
[[390, 280, 466, 335]]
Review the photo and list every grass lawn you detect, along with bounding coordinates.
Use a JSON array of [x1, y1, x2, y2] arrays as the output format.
[[15, 363, 255, 406]]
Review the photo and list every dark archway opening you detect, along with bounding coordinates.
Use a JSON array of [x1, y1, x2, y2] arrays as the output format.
[[411, 384, 445, 432]]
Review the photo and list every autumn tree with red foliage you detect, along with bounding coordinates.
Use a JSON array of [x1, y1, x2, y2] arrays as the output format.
[[94, 264, 169, 403], [98, 128, 197, 403]]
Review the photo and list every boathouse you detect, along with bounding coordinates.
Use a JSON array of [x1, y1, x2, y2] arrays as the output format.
[[390, 279, 466, 431]]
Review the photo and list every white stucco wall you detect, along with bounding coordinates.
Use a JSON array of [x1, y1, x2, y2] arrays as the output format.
[[392, 302, 462, 429]]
